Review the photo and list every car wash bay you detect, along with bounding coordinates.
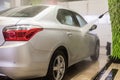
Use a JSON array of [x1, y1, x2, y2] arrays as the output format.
[[0, 0, 120, 80]]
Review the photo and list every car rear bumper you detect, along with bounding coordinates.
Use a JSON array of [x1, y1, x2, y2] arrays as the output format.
[[0, 63, 48, 79], [0, 42, 50, 79]]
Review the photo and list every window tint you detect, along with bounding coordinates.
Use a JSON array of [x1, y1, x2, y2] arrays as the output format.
[[0, 6, 48, 17], [57, 9, 78, 26], [76, 14, 87, 27]]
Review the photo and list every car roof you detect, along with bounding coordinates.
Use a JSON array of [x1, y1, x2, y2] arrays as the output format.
[[19, 4, 69, 10]]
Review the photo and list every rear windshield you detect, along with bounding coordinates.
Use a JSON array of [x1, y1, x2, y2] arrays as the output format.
[[0, 6, 48, 17]]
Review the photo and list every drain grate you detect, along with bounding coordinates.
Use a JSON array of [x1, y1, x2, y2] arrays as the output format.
[[93, 61, 112, 80]]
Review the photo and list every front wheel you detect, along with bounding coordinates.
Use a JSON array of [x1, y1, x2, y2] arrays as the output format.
[[46, 50, 67, 80], [91, 42, 100, 61]]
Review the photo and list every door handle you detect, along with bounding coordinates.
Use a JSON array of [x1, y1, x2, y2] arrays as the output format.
[[66, 32, 72, 37]]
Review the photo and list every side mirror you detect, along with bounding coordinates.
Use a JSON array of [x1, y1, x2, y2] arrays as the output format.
[[89, 25, 97, 31]]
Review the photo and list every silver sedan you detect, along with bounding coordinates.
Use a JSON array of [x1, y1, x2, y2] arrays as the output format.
[[0, 5, 99, 80]]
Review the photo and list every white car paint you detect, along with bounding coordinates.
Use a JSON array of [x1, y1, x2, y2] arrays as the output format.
[[0, 5, 99, 79]]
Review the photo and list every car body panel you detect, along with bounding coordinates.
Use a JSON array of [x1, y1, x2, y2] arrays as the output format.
[[0, 41, 50, 79]]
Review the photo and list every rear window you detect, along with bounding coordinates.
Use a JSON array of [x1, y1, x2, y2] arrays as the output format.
[[0, 6, 48, 17]]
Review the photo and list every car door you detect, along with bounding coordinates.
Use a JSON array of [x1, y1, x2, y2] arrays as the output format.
[[75, 13, 93, 57], [57, 9, 88, 63]]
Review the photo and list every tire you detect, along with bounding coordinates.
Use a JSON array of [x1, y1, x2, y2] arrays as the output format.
[[46, 50, 67, 80], [91, 42, 100, 61]]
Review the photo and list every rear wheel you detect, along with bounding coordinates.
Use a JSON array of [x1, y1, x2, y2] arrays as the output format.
[[91, 42, 100, 61], [46, 50, 67, 80]]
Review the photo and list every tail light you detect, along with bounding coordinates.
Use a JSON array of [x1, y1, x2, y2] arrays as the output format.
[[3, 25, 43, 41]]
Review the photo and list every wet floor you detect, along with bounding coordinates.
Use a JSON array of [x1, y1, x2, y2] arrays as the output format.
[[99, 63, 120, 80], [63, 47, 108, 80]]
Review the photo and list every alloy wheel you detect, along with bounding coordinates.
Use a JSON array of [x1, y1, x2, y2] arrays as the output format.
[[53, 55, 65, 80]]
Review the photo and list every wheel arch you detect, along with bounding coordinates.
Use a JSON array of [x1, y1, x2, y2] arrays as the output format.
[[46, 46, 69, 79], [96, 39, 100, 46], [95, 36, 100, 45], [51, 46, 69, 67], [47, 45, 69, 71]]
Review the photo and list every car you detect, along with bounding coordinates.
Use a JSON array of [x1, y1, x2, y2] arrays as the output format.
[[0, 5, 100, 80]]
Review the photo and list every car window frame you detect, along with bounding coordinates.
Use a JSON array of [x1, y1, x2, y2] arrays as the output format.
[[57, 9, 80, 27], [74, 13, 87, 27]]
